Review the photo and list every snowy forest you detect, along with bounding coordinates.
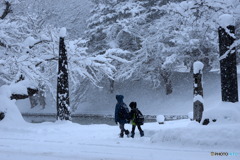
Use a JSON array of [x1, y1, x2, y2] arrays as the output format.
[[0, 0, 240, 115], [1, 0, 240, 159]]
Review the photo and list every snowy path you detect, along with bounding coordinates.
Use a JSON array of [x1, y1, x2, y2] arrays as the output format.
[[0, 121, 238, 160], [0, 137, 211, 160]]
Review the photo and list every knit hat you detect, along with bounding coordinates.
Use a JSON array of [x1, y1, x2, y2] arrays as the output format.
[[129, 102, 137, 108]]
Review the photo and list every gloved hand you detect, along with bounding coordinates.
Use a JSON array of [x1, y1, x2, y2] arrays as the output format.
[[115, 121, 118, 125]]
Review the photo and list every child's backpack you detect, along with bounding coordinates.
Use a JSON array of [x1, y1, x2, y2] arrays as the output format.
[[118, 103, 129, 119], [135, 109, 144, 125]]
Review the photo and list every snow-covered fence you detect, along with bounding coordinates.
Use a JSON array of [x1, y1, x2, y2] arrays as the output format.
[[218, 14, 238, 102], [193, 61, 204, 123]]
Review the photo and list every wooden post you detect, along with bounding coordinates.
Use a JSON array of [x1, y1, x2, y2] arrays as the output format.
[[218, 14, 238, 102], [56, 28, 71, 120], [193, 61, 204, 123]]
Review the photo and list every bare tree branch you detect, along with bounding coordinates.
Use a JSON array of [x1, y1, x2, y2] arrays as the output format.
[[35, 57, 58, 67], [0, 41, 7, 48], [0, 1, 11, 19], [29, 40, 51, 49]]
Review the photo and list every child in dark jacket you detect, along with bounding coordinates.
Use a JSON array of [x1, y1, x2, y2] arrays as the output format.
[[129, 102, 144, 138]]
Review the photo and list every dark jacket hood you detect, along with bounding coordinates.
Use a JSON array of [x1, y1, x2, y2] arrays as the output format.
[[116, 95, 124, 103]]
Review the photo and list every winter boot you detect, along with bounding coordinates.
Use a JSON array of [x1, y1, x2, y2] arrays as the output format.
[[130, 132, 135, 138], [119, 132, 124, 138], [125, 130, 130, 137], [140, 131, 144, 137]]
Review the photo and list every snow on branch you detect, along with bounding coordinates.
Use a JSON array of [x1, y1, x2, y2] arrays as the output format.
[[67, 39, 116, 86], [23, 36, 52, 49], [105, 48, 131, 63], [219, 40, 240, 61], [29, 40, 52, 49]]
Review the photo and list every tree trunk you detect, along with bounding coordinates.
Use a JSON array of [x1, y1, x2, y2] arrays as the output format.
[[193, 61, 204, 123], [161, 70, 173, 95], [0, 112, 4, 121], [29, 95, 38, 108], [218, 25, 238, 102], [56, 36, 71, 120], [109, 79, 114, 93]]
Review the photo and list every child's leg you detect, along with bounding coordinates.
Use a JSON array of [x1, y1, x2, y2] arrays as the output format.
[[137, 125, 144, 137], [131, 125, 136, 138]]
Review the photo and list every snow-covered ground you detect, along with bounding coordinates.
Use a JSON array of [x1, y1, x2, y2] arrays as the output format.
[[1, 85, 240, 160], [0, 119, 239, 160], [1, 73, 240, 160]]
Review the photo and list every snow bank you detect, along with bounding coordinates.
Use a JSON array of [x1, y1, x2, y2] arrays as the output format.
[[202, 102, 240, 124], [151, 102, 240, 149], [151, 120, 240, 150]]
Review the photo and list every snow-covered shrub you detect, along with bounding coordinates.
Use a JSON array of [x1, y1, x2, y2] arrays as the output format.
[[157, 115, 165, 124]]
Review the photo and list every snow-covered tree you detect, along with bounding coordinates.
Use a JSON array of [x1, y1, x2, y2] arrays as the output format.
[[0, 1, 118, 112], [86, 0, 145, 92], [85, 0, 240, 95]]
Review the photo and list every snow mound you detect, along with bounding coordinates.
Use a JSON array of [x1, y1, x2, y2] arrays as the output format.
[[0, 85, 27, 125], [156, 115, 164, 123], [151, 102, 240, 149], [0, 96, 26, 125], [150, 120, 240, 149], [202, 102, 240, 124]]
